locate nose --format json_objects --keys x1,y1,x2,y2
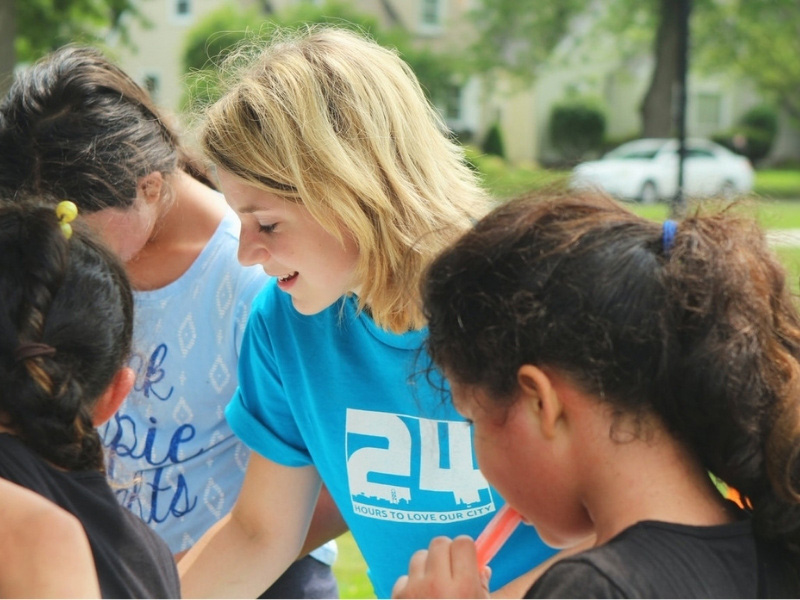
[{"x1": 237, "y1": 227, "x2": 269, "y2": 267}]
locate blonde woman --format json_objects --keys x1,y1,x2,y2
[{"x1": 179, "y1": 27, "x2": 557, "y2": 598}]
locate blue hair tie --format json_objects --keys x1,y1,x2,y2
[{"x1": 662, "y1": 219, "x2": 678, "y2": 254}]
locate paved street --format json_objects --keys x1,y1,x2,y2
[{"x1": 767, "y1": 229, "x2": 800, "y2": 247}]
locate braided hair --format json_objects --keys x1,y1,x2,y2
[{"x1": 0, "y1": 200, "x2": 133, "y2": 471}]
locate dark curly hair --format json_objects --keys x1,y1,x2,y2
[
  {"x1": 0, "y1": 200, "x2": 133, "y2": 471},
  {"x1": 422, "y1": 191, "x2": 800, "y2": 559}
]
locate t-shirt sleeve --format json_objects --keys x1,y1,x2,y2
[
  {"x1": 225, "y1": 283, "x2": 313, "y2": 467},
  {"x1": 525, "y1": 559, "x2": 627, "y2": 599}
]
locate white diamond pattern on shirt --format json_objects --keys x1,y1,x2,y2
[
  {"x1": 178, "y1": 313, "x2": 197, "y2": 357},
  {"x1": 172, "y1": 396, "x2": 194, "y2": 426},
  {"x1": 216, "y1": 273, "x2": 233, "y2": 318},
  {"x1": 203, "y1": 477, "x2": 225, "y2": 519},
  {"x1": 209, "y1": 355, "x2": 231, "y2": 394}
]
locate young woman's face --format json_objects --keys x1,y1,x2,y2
[
  {"x1": 449, "y1": 379, "x2": 592, "y2": 548},
  {"x1": 217, "y1": 169, "x2": 360, "y2": 315}
]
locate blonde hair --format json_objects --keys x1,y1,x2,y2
[{"x1": 200, "y1": 26, "x2": 490, "y2": 332}]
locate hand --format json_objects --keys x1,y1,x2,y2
[{"x1": 391, "y1": 535, "x2": 491, "y2": 599}]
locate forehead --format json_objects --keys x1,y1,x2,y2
[{"x1": 216, "y1": 169, "x2": 289, "y2": 213}]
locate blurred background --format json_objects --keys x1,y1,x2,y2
[
  {"x1": 3, "y1": 1, "x2": 800, "y2": 596},
  {"x1": 2, "y1": 0, "x2": 800, "y2": 203}
]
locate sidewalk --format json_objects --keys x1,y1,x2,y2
[{"x1": 767, "y1": 229, "x2": 800, "y2": 247}]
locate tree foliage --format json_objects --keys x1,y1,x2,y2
[
  {"x1": 713, "y1": 104, "x2": 779, "y2": 165},
  {"x1": 15, "y1": 0, "x2": 144, "y2": 61},
  {"x1": 692, "y1": 0, "x2": 800, "y2": 125},
  {"x1": 181, "y1": 0, "x2": 462, "y2": 112},
  {"x1": 467, "y1": 0, "x2": 592, "y2": 83},
  {"x1": 1, "y1": 0, "x2": 143, "y2": 95},
  {"x1": 467, "y1": 0, "x2": 800, "y2": 136}
]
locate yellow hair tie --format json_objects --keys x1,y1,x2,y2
[{"x1": 56, "y1": 200, "x2": 78, "y2": 239}]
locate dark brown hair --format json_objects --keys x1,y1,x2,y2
[
  {"x1": 0, "y1": 45, "x2": 211, "y2": 212},
  {"x1": 423, "y1": 191, "x2": 800, "y2": 557},
  {"x1": 0, "y1": 200, "x2": 133, "y2": 471}
]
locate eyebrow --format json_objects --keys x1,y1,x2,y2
[
  {"x1": 237, "y1": 205, "x2": 266, "y2": 215},
  {"x1": 235, "y1": 203, "x2": 285, "y2": 216}
]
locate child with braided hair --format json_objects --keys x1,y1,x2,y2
[
  {"x1": 393, "y1": 192, "x2": 800, "y2": 598},
  {"x1": 0, "y1": 200, "x2": 180, "y2": 598},
  {"x1": 0, "y1": 44, "x2": 341, "y2": 598}
]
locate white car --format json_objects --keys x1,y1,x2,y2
[{"x1": 570, "y1": 138, "x2": 754, "y2": 204}]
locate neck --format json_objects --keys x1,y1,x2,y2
[
  {"x1": 126, "y1": 171, "x2": 226, "y2": 290},
  {"x1": 577, "y1": 416, "x2": 734, "y2": 545}
]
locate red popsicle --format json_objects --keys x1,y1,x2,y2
[{"x1": 474, "y1": 504, "x2": 523, "y2": 568}]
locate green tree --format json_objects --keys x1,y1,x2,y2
[
  {"x1": 466, "y1": 0, "x2": 592, "y2": 81},
  {"x1": 1, "y1": 0, "x2": 145, "y2": 95},
  {"x1": 0, "y1": 0, "x2": 14, "y2": 94},
  {"x1": 468, "y1": 0, "x2": 689, "y2": 137},
  {"x1": 692, "y1": 0, "x2": 800, "y2": 125},
  {"x1": 182, "y1": 0, "x2": 462, "y2": 112},
  {"x1": 471, "y1": 0, "x2": 800, "y2": 136}
]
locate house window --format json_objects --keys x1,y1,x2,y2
[
  {"x1": 442, "y1": 83, "x2": 462, "y2": 121},
  {"x1": 695, "y1": 92, "x2": 721, "y2": 129},
  {"x1": 175, "y1": 0, "x2": 191, "y2": 18},
  {"x1": 143, "y1": 74, "x2": 160, "y2": 102},
  {"x1": 421, "y1": 0, "x2": 443, "y2": 28}
]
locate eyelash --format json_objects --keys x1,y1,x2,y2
[{"x1": 259, "y1": 223, "x2": 277, "y2": 234}]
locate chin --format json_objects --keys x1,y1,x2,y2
[{"x1": 290, "y1": 297, "x2": 334, "y2": 316}]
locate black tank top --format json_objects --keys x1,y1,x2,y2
[{"x1": 0, "y1": 433, "x2": 180, "y2": 598}]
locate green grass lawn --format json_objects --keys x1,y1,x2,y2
[
  {"x1": 472, "y1": 158, "x2": 800, "y2": 201},
  {"x1": 625, "y1": 198, "x2": 800, "y2": 230},
  {"x1": 753, "y1": 169, "x2": 800, "y2": 199},
  {"x1": 333, "y1": 532, "x2": 374, "y2": 599},
  {"x1": 774, "y1": 246, "x2": 800, "y2": 296}
]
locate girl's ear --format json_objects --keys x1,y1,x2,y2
[
  {"x1": 516, "y1": 364, "x2": 563, "y2": 439},
  {"x1": 92, "y1": 367, "x2": 135, "y2": 426},
  {"x1": 137, "y1": 171, "x2": 164, "y2": 204}
]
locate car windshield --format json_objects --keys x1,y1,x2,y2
[{"x1": 604, "y1": 140, "x2": 666, "y2": 160}]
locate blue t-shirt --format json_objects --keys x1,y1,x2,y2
[
  {"x1": 98, "y1": 206, "x2": 336, "y2": 566},
  {"x1": 228, "y1": 280, "x2": 557, "y2": 598}
]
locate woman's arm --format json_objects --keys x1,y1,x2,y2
[
  {"x1": 299, "y1": 483, "x2": 349, "y2": 558},
  {"x1": 179, "y1": 453, "x2": 323, "y2": 598}
]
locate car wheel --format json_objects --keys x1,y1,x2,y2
[{"x1": 639, "y1": 181, "x2": 658, "y2": 204}]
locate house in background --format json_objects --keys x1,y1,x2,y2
[
  {"x1": 109, "y1": 0, "x2": 800, "y2": 166},
  {"x1": 108, "y1": 0, "x2": 488, "y2": 151}
]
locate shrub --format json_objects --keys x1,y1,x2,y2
[
  {"x1": 548, "y1": 98, "x2": 606, "y2": 164},
  {"x1": 481, "y1": 123, "x2": 506, "y2": 158},
  {"x1": 713, "y1": 104, "x2": 778, "y2": 165}
]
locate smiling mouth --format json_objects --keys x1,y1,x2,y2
[{"x1": 278, "y1": 271, "x2": 298, "y2": 283}]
